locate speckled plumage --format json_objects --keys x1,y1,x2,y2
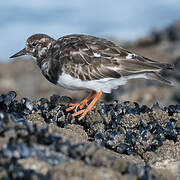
[{"x1": 10, "y1": 33, "x2": 174, "y2": 93}]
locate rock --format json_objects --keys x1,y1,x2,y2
[
  {"x1": 50, "y1": 161, "x2": 123, "y2": 180},
  {"x1": 0, "y1": 91, "x2": 179, "y2": 179},
  {"x1": 18, "y1": 158, "x2": 50, "y2": 175},
  {"x1": 48, "y1": 124, "x2": 88, "y2": 144}
]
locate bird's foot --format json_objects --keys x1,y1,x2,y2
[
  {"x1": 72, "y1": 90, "x2": 102, "y2": 120},
  {"x1": 66, "y1": 91, "x2": 96, "y2": 112},
  {"x1": 66, "y1": 103, "x2": 81, "y2": 112}
]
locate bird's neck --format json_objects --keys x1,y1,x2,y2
[
  {"x1": 38, "y1": 58, "x2": 60, "y2": 85},
  {"x1": 36, "y1": 56, "x2": 46, "y2": 68}
]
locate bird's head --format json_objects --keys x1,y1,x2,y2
[{"x1": 10, "y1": 34, "x2": 55, "y2": 61}]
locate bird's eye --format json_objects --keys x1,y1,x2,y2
[{"x1": 32, "y1": 42, "x2": 36, "y2": 47}]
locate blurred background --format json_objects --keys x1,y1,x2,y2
[{"x1": 0, "y1": 0, "x2": 180, "y2": 106}]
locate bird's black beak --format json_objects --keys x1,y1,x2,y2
[{"x1": 10, "y1": 48, "x2": 27, "y2": 58}]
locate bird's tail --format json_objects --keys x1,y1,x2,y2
[
  {"x1": 153, "y1": 63, "x2": 174, "y2": 70},
  {"x1": 146, "y1": 63, "x2": 175, "y2": 86},
  {"x1": 137, "y1": 56, "x2": 175, "y2": 85}
]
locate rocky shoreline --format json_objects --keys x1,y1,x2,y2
[
  {"x1": 0, "y1": 22, "x2": 180, "y2": 179},
  {"x1": 0, "y1": 91, "x2": 179, "y2": 179}
]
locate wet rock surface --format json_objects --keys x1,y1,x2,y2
[{"x1": 0, "y1": 91, "x2": 179, "y2": 179}]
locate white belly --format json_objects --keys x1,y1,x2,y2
[{"x1": 57, "y1": 71, "x2": 148, "y2": 93}]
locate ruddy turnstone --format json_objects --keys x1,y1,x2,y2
[{"x1": 10, "y1": 34, "x2": 174, "y2": 120}]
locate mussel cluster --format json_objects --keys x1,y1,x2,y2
[{"x1": 0, "y1": 91, "x2": 179, "y2": 179}]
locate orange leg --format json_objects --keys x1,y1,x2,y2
[
  {"x1": 72, "y1": 90, "x2": 102, "y2": 120},
  {"x1": 66, "y1": 91, "x2": 96, "y2": 112}
]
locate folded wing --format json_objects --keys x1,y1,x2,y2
[{"x1": 53, "y1": 34, "x2": 174, "y2": 84}]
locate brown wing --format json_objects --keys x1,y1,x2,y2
[{"x1": 51, "y1": 34, "x2": 173, "y2": 81}]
